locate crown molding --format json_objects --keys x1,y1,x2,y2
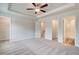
[{"x1": 37, "y1": 4, "x2": 75, "y2": 18}]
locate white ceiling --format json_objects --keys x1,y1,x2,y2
[
  {"x1": 8, "y1": 3, "x2": 68, "y2": 16},
  {"x1": 0, "y1": 3, "x2": 77, "y2": 17}
]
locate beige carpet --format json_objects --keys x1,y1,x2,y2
[{"x1": 0, "y1": 38, "x2": 79, "y2": 55}]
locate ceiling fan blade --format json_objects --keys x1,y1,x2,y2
[
  {"x1": 40, "y1": 10, "x2": 46, "y2": 13},
  {"x1": 27, "y1": 8, "x2": 34, "y2": 10},
  {"x1": 40, "y1": 4, "x2": 48, "y2": 8},
  {"x1": 32, "y1": 3, "x2": 36, "y2": 7}
]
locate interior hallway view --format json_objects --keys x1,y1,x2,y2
[{"x1": 0, "y1": 3, "x2": 79, "y2": 55}]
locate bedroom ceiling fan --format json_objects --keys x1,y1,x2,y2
[{"x1": 26, "y1": 3, "x2": 48, "y2": 14}]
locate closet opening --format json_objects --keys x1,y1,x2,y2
[
  {"x1": 0, "y1": 16, "x2": 11, "y2": 41},
  {"x1": 52, "y1": 19, "x2": 58, "y2": 41},
  {"x1": 63, "y1": 16, "x2": 76, "y2": 46},
  {"x1": 40, "y1": 20, "x2": 46, "y2": 39}
]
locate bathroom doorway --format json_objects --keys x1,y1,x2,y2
[
  {"x1": 63, "y1": 16, "x2": 76, "y2": 46},
  {"x1": 40, "y1": 20, "x2": 46, "y2": 39},
  {"x1": 52, "y1": 19, "x2": 58, "y2": 40}
]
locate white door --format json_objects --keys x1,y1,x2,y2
[{"x1": 0, "y1": 16, "x2": 10, "y2": 41}]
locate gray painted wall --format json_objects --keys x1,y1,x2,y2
[{"x1": 0, "y1": 12, "x2": 35, "y2": 42}]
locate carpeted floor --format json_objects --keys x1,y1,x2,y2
[{"x1": 0, "y1": 38, "x2": 79, "y2": 55}]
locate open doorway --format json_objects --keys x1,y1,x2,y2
[
  {"x1": 0, "y1": 16, "x2": 11, "y2": 41},
  {"x1": 63, "y1": 16, "x2": 76, "y2": 46},
  {"x1": 52, "y1": 19, "x2": 58, "y2": 40},
  {"x1": 40, "y1": 20, "x2": 46, "y2": 39}
]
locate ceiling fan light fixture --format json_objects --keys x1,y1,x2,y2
[
  {"x1": 27, "y1": 3, "x2": 48, "y2": 14},
  {"x1": 35, "y1": 8, "x2": 40, "y2": 12}
]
